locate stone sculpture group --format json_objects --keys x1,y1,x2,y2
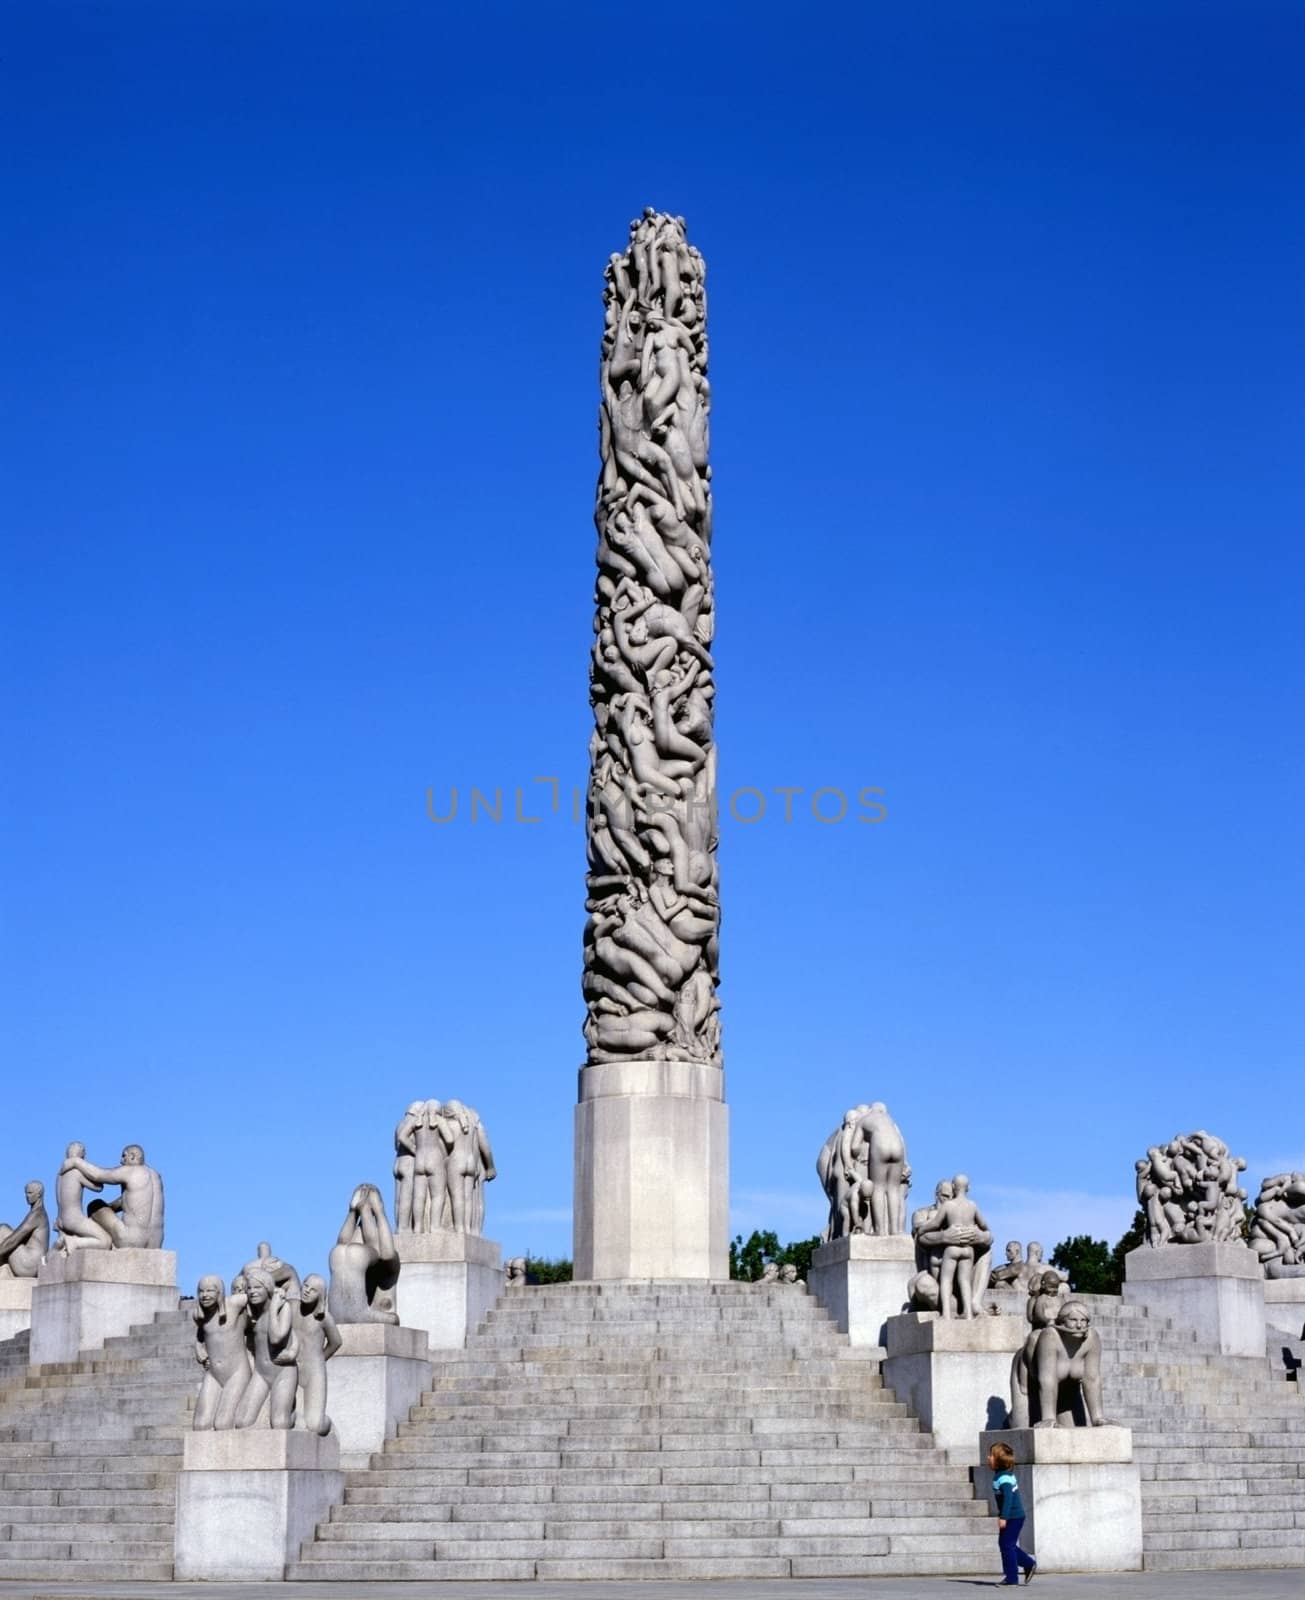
[
  {"x1": 53, "y1": 1143, "x2": 164, "y2": 1253},
  {"x1": 583, "y1": 208, "x2": 720, "y2": 1067},
  {"x1": 817, "y1": 1103, "x2": 910, "y2": 1240},
  {"x1": 1249, "y1": 1172, "x2": 1305, "y2": 1278},
  {"x1": 990, "y1": 1241, "x2": 1051, "y2": 1295},
  {"x1": 908, "y1": 1175, "x2": 994, "y2": 1319},
  {"x1": 393, "y1": 1099, "x2": 495, "y2": 1235},
  {"x1": 1135, "y1": 1132, "x2": 1248, "y2": 1246}
]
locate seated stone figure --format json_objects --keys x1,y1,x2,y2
[
  {"x1": 192, "y1": 1276, "x2": 252, "y2": 1430},
  {"x1": 328, "y1": 1184, "x2": 400, "y2": 1325},
  {"x1": 57, "y1": 1144, "x2": 164, "y2": 1250},
  {"x1": 0, "y1": 1181, "x2": 49, "y2": 1278},
  {"x1": 1027, "y1": 1299, "x2": 1109, "y2": 1428},
  {"x1": 990, "y1": 1241, "x2": 1025, "y2": 1288},
  {"x1": 504, "y1": 1257, "x2": 528, "y2": 1286}
]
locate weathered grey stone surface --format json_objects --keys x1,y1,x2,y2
[
  {"x1": 1263, "y1": 1277, "x2": 1305, "y2": 1338},
  {"x1": 1249, "y1": 1171, "x2": 1305, "y2": 1278},
  {"x1": 394, "y1": 1226, "x2": 503, "y2": 1349},
  {"x1": 0, "y1": 1274, "x2": 35, "y2": 1340},
  {"x1": 329, "y1": 1183, "x2": 400, "y2": 1324},
  {"x1": 328, "y1": 1322, "x2": 431, "y2": 1469},
  {"x1": 882, "y1": 1308, "x2": 1024, "y2": 1458},
  {"x1": 0, "y1": 1180, "x2": 48, "y2": 1278},
  {"x1": 808, "y1": 1233, "x2": 914, "y2": 1347},
  {"x1": 979, "y1": 1425, "x2": 1143, "y2": 1572},
  {"x1": 53, "y1": 1143, "x2": 164, "y2": 1252},
  {"x1": 28, "y1": 1245, "x2": 178, "y2": 1364},
  {"x1": 816, "y1": 1104, "x2": 909, "y2": 1241},
  {"x1": 906, "y1": 1176, "x2": 994, "y2": 1319},
  {"x1": 176, "y1": 1428, "x2": 343, "y2": 1581},
  {"x1": 1123, "y1": 1241, "x2": 1266, "y2": 1357},
  {"x1": 1135, "y1": 1132, "x2": 1247, "y2": 1247}
]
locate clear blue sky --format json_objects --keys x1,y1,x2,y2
[{"x1": 3, "y1": 3, "x2": 1302, "y2": 1291}]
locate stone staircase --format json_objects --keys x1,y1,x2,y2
[
  {"x1": 290, "y1": 1280, "x2": 995, "y2": 1580},
  {"x1": 1080, "y1": 1294, "x2": 1305, "y2": 1572},
  {"x1": 0, "y1": 1309, "x2": 192, "y2": 1581}
]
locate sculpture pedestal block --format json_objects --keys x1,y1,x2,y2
[
  {"x1": 29, "y1": 1249, "x2": 177, "y2": 1366},
  {"x1": 882, "y1": 1311, "x2": 1024, "y2": 1459},
  {"x1": 573, "y1": 1061, "x2": 729, "y2": 1281},
  {"x1": 1263, "y1": 1279, "x2": 1305, "y2": 1340},
  {"x1": 977, "y1": 1427, "x2": 1142, "y2": 1573},
  {"x1": 175, "y1": 1429, "x2": 344, "y2": 1580},
  {"x1": 0, "y1": 1278, "x2": 35, "y2": 1342},
  {"x1": 329, "y1": 1322, "x2": 431, "y2": 1468},
  {"x1": 395, "y1": 1229, "x2": 502, "y2": 1349},
  {"x1": 808, "y1": 1234, "x2": 914, "y2": 1347},
  {"x1": 1123, "y1": 1243, "x2": 1265, "y2": 1357}
]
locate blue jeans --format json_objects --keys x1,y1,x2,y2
[{"x1": 999, "y1": 1517, "x2": 1035, "y2": 1583}]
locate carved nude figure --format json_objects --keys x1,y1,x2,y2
[
  {"x1": 57, "y1": 1144, "x2": 164, "y2": 1249},
  {"x1": 0, "y1": 1181, "x2": 49, "y2": 1278},
  {"x1": 438, "y1": 1101, "x2": 496, "y2": 1235},
  {"x1": 293, "y1": 1274, "x2": 340, "y2": 1436},
  {"x1": 235, "y1": 1266, "x2": 299, "y2": 1430},
  {"x1": 1009, "y1": 1268, "x2": 1070, "y2": 1427},
  {"x1": 1030, "y1": 1299, "x2": 1108, "y2": 1428},
  {"x1": 393, "y1": 1101, "x2": 424, "y2": 1232},
  {"x1": 915, "y1": 1174, "x2": 993, "y2": 1319},
  {"x1": 53, "y1": 1142, "x2": 107, "y2": 1252},
  {"x1": 329, "y1": 1183, "x2": 400, "y2": 1323},
  {"x1": 846, "y1": 1103, "x2": 908, "y2": 1235},
  {"x1": 192, "y1": 1276, "x2": 252, "y2": 1430}
]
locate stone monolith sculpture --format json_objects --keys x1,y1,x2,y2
[
  {"x1": 1249, "y1": 1172, "x2": 1305, "y2": 1278},
  {"x1": 1134, "y1": 1131, "x2": 1247, "y2": 1246},
  {"x1": 328, "y1": 1183, "x2": 400, "y2": 1323},
  {"x1": 54, "y1": 1143, "x2": 164, "y2": 1251},
  {"x1": 575, "y1": 209, "x2": 727, "y2": 1281},
  {"x1": 817, "y1": 1102, "x2": 910, "y2": 1240},
  {"x1": 0, "y1": 1181, "x2": 48, "y2": 1277},
  {"x1": 907, "y1": 1175, "x2": 994, "y2": 1319}
]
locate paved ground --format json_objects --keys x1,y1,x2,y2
[{"x1": 0, "y1": 1576, "x2": 1302, "y2": 1600}]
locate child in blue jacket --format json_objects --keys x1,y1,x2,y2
[{"x1": 988, "y1": 1441, "x2": 1037, "y2": 1584}]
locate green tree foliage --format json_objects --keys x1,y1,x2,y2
[
  {"x1": 729, "y1": 1230, "x2": 821, "y2": 1283},
  {"x1": 523, "y1": 1256, "x2": 573, "y2": 1283},
  {"x1": 1050, "y1": 1235, "x2": 1116, "y2": 1294}
]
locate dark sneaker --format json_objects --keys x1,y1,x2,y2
[{"x1": 1024, "y1": 1561, "x2": 1037, "y2": 1583}]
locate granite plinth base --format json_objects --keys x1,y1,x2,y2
[
  {"x1": 1264, "y1": 1278, "x2": 1305, "y2": 1340},
  {"x1": 977, "y1": 1426, "x2": 1142, "y2": 1572},
  {"x1": 0, "y1": 1277, "x2": 35, "y2": 1342},
  {"x1": 29, "y1": 1248, "x2": 177, "y2": 1365},
  {"x1": 882, "y1": 1310, "x2": 1025, "y2": 1459},
  {"x1": 1123, "y1": 1243, "x2": 1265, "y2": 1357},
  {"x1": 328, "y1": 1322, "x2": 431, "y2": 1468},
  {"x1": 573, "y1": 1060, "x2": 729, "y2": 1281},
  {"x1": 175, "y1": 1428, "x2": 344, "y2": 1580},
  {"x1": 808, "y1": 1233, "x2": 914, "y2": 1347},
  {"x1": 395, "y1": 1229, "x2": 503, "y2": 1349}
]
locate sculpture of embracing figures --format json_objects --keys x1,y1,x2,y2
[
  {"x1": 816, "y1": 1102, "x2": 910, "y2": 1241},
  {"x1": 393, "y1": 1098, "x2": 496, "y2": 1235},
  {"x1": 53, "y1": 1142, "x2": 164, "y2": 1252},
  {"x1": 907, "y1": 1175, "x2": 994, "y2": 1319},
  {"x1": 1248, "y1": 1172, "x2": 1305, "y2": 1278},
  {"x1": 1135, "y1": 1131, "x2": 1247, "y2": 1246}
]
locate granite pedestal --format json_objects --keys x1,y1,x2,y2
[
  {"x1": 175, "y1": 1429, "x2": 344, "y2": 1579},
  {"x1": 328, "y1": 1322, "x2": 431, "y2": 1468},
  {"x1": 0, "y1": 1277, "x2": 34, "y2": 1342},
  {"x1": 29, "y1": 1248, "x2": 178, "y2": 1365},
  {"x1": 977, "y1": 1426, "x2": 1142, "y2": 1573},
  {"x1": 882, "y1": 1310, "x2": 1024, "y2": 1458},
  {"x1": 395, "y1": 1228, "x2": 502, "y2": 1349},
  {"x1": 808, "y1": 1233, "x2": 914, "y2": 1347},
  {"x1": 1123, "y1": 1243, "x2": 1266, "y2": 1357},
  {"x1": 1263, "y1": 1278, "x2": 1305, "y2": 1340},
  {"x1": 573, "y1": 1060, "x2": 729, "y2": 1281}
]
